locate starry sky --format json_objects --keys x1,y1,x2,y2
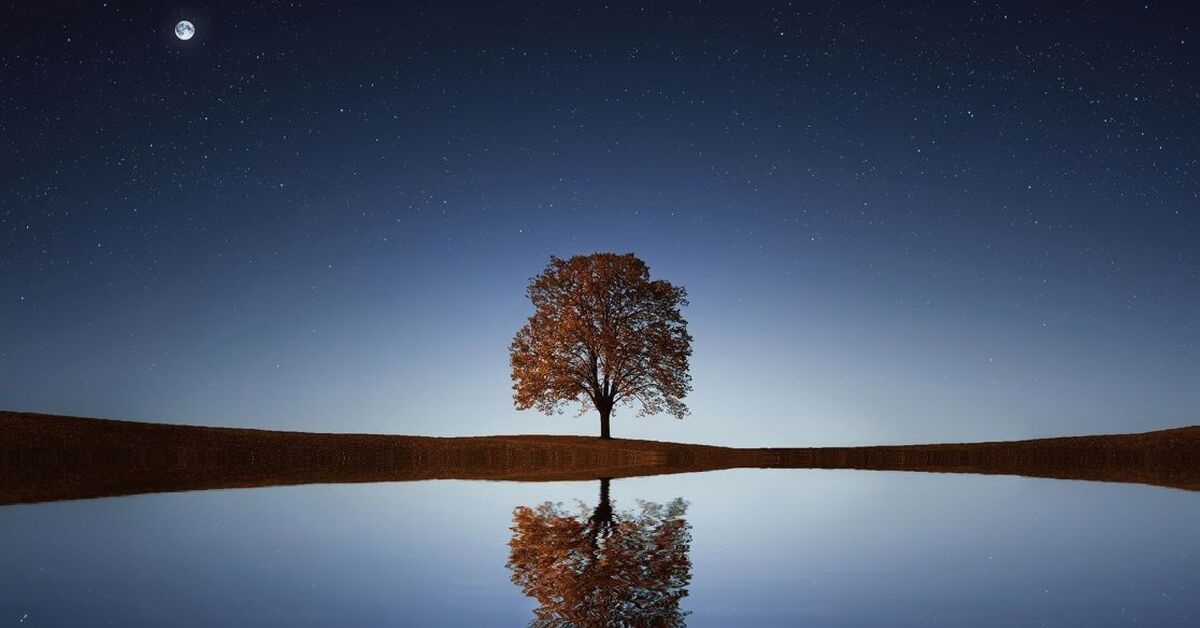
[{"x1": 2, "y1": 1, "x2": 1197, "y2": 446}]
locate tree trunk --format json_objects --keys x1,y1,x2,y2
[
  {"x1": 586, "y1": 478, "x2": 615, "y2": 555},
  {"x1": 598, "y1": 400, "x2": 612, "y2": 439}
]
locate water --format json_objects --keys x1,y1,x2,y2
[{"x1": 1, "y1": 470, "x2": 1197, "y2": 626}]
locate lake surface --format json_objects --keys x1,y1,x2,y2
[{"x1": 1, "y1": 470, "x2": 1197, "y2": 626}]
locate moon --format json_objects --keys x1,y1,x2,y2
[{"x1": 175, "y1": 20, "x2": 195, "y2": 41}]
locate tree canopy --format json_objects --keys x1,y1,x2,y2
[
  {"x1": 507, "y1": 480, "x2": 692, "y2": 626},
  {"x1": 509, "y1": 253, "x2": 693, "y2": 439}
]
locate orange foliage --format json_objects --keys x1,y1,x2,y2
[
  {"x1": 510, "y1": 253, "x2": 692, "y2": 438},
  {"x1": 506, "y1": 480, "x2": 692, "y2": 626}
]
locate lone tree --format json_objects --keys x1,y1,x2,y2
[
  {"x1": 509, "y1": 253, "x2": 693, "y2": 439},
  {"x1": 507, "y1": 480, "x2": 693, "y2": 626}
]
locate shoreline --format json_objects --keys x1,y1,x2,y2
[{"x1": 2, "y1": 410, "x2": 1198, "y2": 505}]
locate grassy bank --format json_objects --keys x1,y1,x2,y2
[{"x1": 2, "y1": 410, "x2": 1198, "y2": 505}]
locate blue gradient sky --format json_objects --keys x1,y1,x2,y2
[{"x1": 2, "y1": 1, "x2": 1197, "y2": 445}]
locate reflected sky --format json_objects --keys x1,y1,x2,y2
[{"x1": 1, "y1": 470, "x2": 1197, "y2": 626}]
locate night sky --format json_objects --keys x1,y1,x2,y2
[{"x1": 3, "y1": 1, "x2": 1197, "y2": 446}]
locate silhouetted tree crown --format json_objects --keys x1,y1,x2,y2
[
  {"x1": 507, "y1": 480, "x2": 692, "y2": 626},
  {"x1": 509, "y1": 253, "x2": 693, "y2": 439}
]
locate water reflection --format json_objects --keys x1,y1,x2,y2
[
  {"x1": 507, "y1": 479, "x2": 692, "y2": 627},
  {"x1": 2, "y1": 472, "x2": 1199, "y2": 626}
]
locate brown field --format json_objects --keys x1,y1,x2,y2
[{"x1": 2, "y1": 410, "x2": 1198, "y2": 506}]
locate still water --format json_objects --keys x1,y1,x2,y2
[{"x1": 1, "y1": 469, "x2": 1197, "y2": 626}]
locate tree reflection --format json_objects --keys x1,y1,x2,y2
[{"x1": 506, "y1": 479, "x2": 692, "y2": 627}]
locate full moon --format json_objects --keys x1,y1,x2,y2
[{"x1": 175, "y1": 20, "x2": 195, "y2": 41}]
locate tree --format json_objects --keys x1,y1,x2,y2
[
  {"x1": 507, "y1": 479, "x2": 693, "y2": 627},
  {"x1": 509, "y1": 253, "x2": 693, "y2": 439}
]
